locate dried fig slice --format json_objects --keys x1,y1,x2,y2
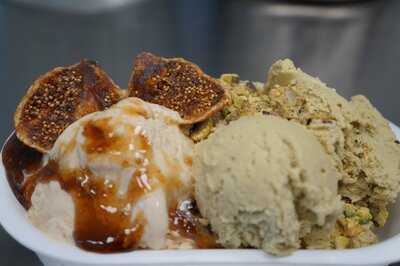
[
  {"x1": 14, "y1": 60, "x2": 125, "y2": 153},
  {"x1": 128, "y1": 52, "x2": 228, "y2": 124}
]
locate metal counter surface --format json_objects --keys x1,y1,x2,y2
[{"x1": 1, "y1": 0, "x2": 399, "y2": 265}]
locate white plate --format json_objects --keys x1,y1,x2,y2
[{"x1": 1, "y1": 124, "x2": 400, "y2": 266}]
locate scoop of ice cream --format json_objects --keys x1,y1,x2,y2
[
  {"x1": 28, "y1": 181, "x2": 75, "y2": 244},
  {"x1": 265, "y1": 59, "x2": 353, "y2": 176},
  {"x1": 28, "y1": 97, "x2": 194, "y2": 251},
  {"x1": 194, "y1": 115, "x2": 342, "y2": 255},
  {"x1": 346, "y1": 95, "x2": 400, "y2": 225},
  {"x1": 264, "y1": 59, "x2": 400, "y2": 247}
]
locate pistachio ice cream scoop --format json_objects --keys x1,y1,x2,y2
[{"x1": 194, "y1": 115, "x2": 342, "y2": 255}]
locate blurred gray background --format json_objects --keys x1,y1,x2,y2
[{"x1": 1, "y1": 0, "x2": 400, "y2": 265}]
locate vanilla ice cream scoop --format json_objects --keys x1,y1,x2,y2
[{"x1": 27, "y1": 97, "x2": 194, "y2": 252}]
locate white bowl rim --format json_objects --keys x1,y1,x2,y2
[{"x1": 0, "y1": 123, "x2": 399, "y2": 265}]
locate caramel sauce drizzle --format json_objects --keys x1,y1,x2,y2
[
  {"x1": 2, "y1": 113, "x2": 217, "y2": 252},
  {"x1": 169, "y1": 200, "x2": 219, "y2": 249}
]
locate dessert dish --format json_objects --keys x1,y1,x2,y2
[{"x1": 2, "y1": 53, "x2": 400, "y2": 256}]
